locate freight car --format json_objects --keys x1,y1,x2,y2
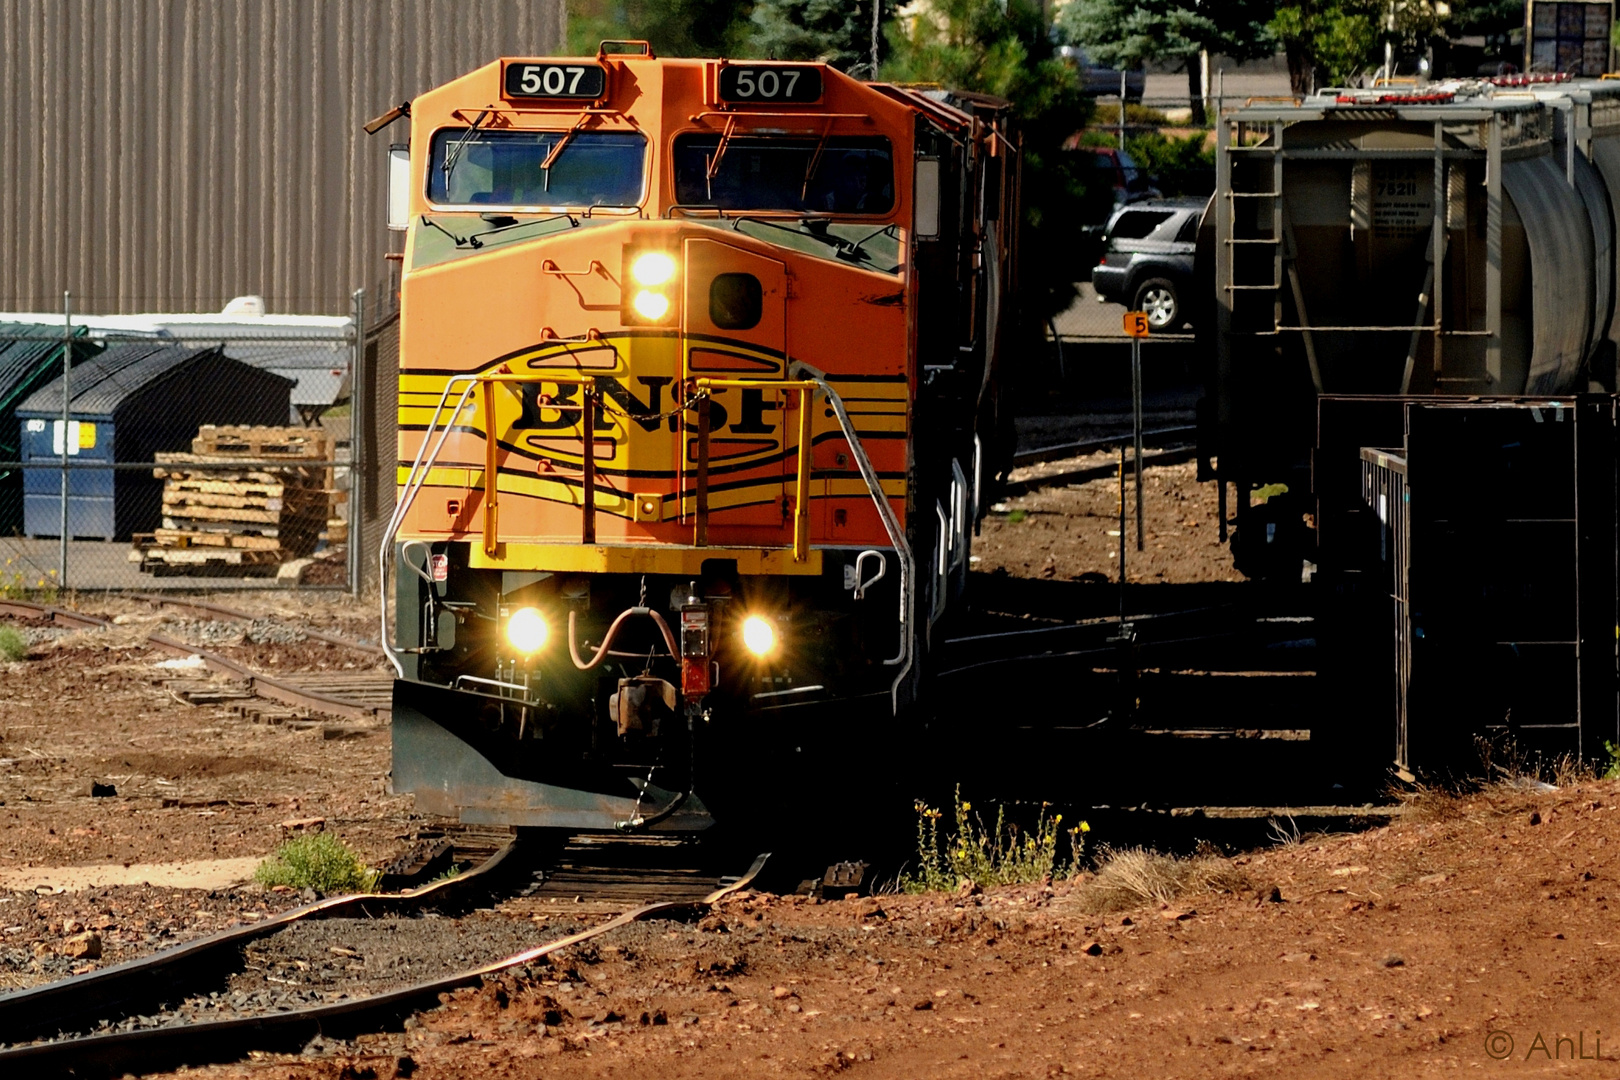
[
  {"x1": 1200, "y1": 77, "x2": 1620, "y2": 578},
  {"x1": 374, "y1": 47, "x2": 1019, "y2": 834}
]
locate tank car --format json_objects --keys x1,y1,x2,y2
[
  {"x1": 374, "y1": 46, "x2": 1019, "y2": 835},
  {"x1": 1200, "y1": 77, "x2": 1620, "y2": 577}
]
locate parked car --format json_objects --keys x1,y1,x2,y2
[
  {"x1": 1071, "y1": 144, "x2": 1162, "y2": 208},
  {"x1": 1056, "y1": 46, "x2": 1145, "y2": 100},
  {"x1": 1090, "y1": 197, "x2": 1206, "y2": 332}
]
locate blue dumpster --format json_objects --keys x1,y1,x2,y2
[
  {"x1": 0, "y1": 324, "x2": 98, "y2": 535},
  {"x1": 16, "y1": 343, "x2": 292, "y2": 540}
]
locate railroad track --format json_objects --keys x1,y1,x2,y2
[
  {"x1": 124, "y1": 592, "x2": 384, "y2": 655},
  {"x1": 0, "y1": 835, "x2": 768, "y2": 1079},
  {"x1": 0, "y1": 597, "x2": 392, "y2": 722}
]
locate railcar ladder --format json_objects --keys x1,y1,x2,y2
[{"x1": 1216, "y1": 117, "x2": 1286, "y2": 339}]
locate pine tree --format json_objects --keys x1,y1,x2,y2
[
  {"x1": 749, "y1": 0, "x2": 894, "y2": 74},
  {"x1": 886, "y1": 0, "x2": 1099, "y2": 327}
]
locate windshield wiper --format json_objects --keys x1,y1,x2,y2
[
  {"x1": 466, "y1": 212, "x2": 580, "y2": 245},
  {"x1": 420, "y1": 215, "x2": 481, "y2": 250},
  {"x1": 441, "y1": 109, "x2": 491, "y2": 179},
  {"x1": 738, "y1": 216, "x2": 884, "y2": 265},
  {"x1": 837, "y1": 223, "x2": 900, "y2": 264},
  {"x1": 800, "y1": 123, "x2": 833, "y2": 201}
]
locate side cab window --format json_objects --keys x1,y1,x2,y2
[{"x1": 1109, "y1": 210, "x2": 1173, "y2": 241}]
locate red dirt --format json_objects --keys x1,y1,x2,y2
[
  {"x1": 0, "y1": 628, "x2": 418, "y2": 987},
  {"x1": 980, "y1": 456, "x2": 1244, "y2": 587},
  {"x1": 161, "y1": 777, "x2": 1620, "y2": 1079}
]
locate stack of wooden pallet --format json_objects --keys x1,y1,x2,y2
[{"x1": 131, "y1": 425, "x2": 344, "y2": 575}]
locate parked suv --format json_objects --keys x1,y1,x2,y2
[{"x1": 1090, "y1": 197, "x2": 1206, "y2": 332}]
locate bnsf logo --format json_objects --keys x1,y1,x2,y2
[{"x1": 516, "y1": 377, "x2": 781, "y2": 437}]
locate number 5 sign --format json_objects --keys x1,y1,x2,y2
[{"x1": 1123, "y1": 311, "x2": 1151, "y2": 337}]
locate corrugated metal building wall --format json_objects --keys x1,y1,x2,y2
[{"x1": 0, "y1": 0, "x2": 565, "y2": 315}]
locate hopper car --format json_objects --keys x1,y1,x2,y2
[
  {"x1": 375, "y1": 46, "x2": 1020, "y2": 835},
  {"x1": 1195, "y1": 77, "x2": 1620, "y2": 776},
  {"x1": 1200, "y1": 77, "x2": 1620, "y2": 578}
]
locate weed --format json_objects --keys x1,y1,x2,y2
[
  {"x1": 0, "y1": 626, "x2": 26, "y2": 662},
  {"x1": 1605, "y1": 740, "x2": 1620, "y2": 781},
  {"x1": 1393, "y1": 782, "x2": 1468, "y2": 824},
  {"x1": 1072, "y1": 844, "x2": 1250, "y2": 914},
  {"x1": 902, "y1": 787, "x2": 1085, "y2": 893},
  {"x1": 1005, "y1": 509, "x2": 1027, "y2": 524},
  {"x1": 254, "y1": 832, "x2": 378, "y2": 895},
  {"x1": 0, "y1": 558, "x2": 57, "y2": 603},
  {"x1": 429, "y1": 863, "x2": 465, "y2": 885},
  {"x1": 1265, "y1": 814, "x2": 1302, "y2": 847}
]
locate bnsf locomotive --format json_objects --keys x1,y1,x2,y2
[{"x1": 378, "y1": 46, "x2": 1019, "y2": 834}]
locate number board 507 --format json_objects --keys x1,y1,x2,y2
[
  {"x1": 503, "y1": 62, "x2": 607, "y2": 100},
  {"x1": 718, "y1": 65, "x2": 823, "y2": 104}
]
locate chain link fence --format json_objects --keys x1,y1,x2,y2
[{"x1": 0, "y1": 302, "x2": 366, "y2": 595}]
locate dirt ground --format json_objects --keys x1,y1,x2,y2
[
  {"x1": 0, "y1": 459, "x2": 1413, "y2": 1079},
  {"x1": 0, "y1": 610, "x2": 417, "y2": 989},
  {"x1": 979, "y1": 454, "x2": 1245, "y2": 587},
  {"x1": 155, "y1": 777, "x2": 1620, "y2": 1080}
]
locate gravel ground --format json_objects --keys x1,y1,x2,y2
[{"x1": 4, "y1": 912, "x2": 591, "y2": 1046}]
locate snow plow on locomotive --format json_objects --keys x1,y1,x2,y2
[{"x1": 375, "y1": 47, "x2": 1019, "y2": 834}]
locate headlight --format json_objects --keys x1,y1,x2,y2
[
  {"x1": 506, "y1": 607, "x2": 548, "y2": 654},
  {"x1": 631, "y1": 251, "x2": 677, "y2": 286},
  {"x1": 632, "y1": 290, "x2": 671, "y2": 320},
  {"x1": 741, "y1": 615, "x2": 776, "y2": 657}
]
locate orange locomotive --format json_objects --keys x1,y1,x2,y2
[{"x1": 379, "y1": 45, "x2": 1018, "y2": 834}]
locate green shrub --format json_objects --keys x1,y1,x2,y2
[
  {"x1": 0, "y1": 626, "x2": 26, "y2": 662},
  {"x1": 254, "y1": 832, "x2": 378, "y2": 895},
  {"x1": 902, "y1": 786, "x2": 1086, "y2": 893}
]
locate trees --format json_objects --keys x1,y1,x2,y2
[
  {"x1": 749, "y1": 0, "x2": 896, "y2": 74},
  {"x1": 886, "y1": 0, "x2": 1098, "y2": 327},
  {"x1": 1267, "y1": 0, "x2": 1381, "y2": 93},
  {"x1": 1056, "y1": 0, "x2": 1276, "y2": 123},
  {"x1": 566, "y1": 0, "x2": 753, "y2": 57}
]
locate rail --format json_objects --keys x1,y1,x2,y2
[
  {"x1": 0, "y1": 599, "x2": 388, "y2": 722},
  {"x1": 0, "y1": 846, "x2": 770, "y2": 1079},
  {"x1": 0, "y1": 837, "x2": 522, "y2": 1049}
]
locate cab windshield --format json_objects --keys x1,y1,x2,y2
[
  {"x1": 428, "y1": 129, "x2": 646, "y2": 208},
  {"x1": 673, "y1": 134, "x2": 895, "y2": 214}
]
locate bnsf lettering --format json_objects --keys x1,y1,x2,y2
[{"x1": 514, "y1": 379, "x2": 777, "y2": 438}]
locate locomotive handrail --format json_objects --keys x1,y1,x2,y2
[
  {"x1": 692, "y1": 377, "x2": 815, "y2": 563},
  {"x1": 379, "y1": 366, "x2": 914, "y2": 710},
  {"x1": 380, "y1": 373, "x2": 482, "y2": 676},
  {"x1": 788, "y1": 365, "x2": 915, "y2": 709},
  {"x1": 687, "y1": 110, "x2": 873, "y2": 125},
  {"x1": 478, "y1": 371, "x2": 601, "y2": 554}
]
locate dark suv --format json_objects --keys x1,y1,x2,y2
[{"x1": 1090, "y1": 197, "x2": 1206, "y2": 332}]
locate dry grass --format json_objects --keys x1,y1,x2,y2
[
  {"x1": 1391, "y1": 783, "x2": 1470, "y2": 825},
  {"x1": 1070, "y1": 845, "x2": 1250, "y2": 914},
  {"x1": 1393, "y1": 735, "x2": 1603, "y2": 825},
  {"x1": 1266, "y1": 814, "x2": 1303, "y2": 847}
]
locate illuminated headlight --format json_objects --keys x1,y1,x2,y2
[
  {"x1": 632, "y1": 290, "x2": 671, "y2": 320},
  {"x1": 741, "y1": 615, "x2": 777, "y2": 657},
  {"x1": 506, "y1": 607, "x2": 549, "y2": 654},
  {"x1": 631, "y1": 251, "x2": 677, "y2": 286}
]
